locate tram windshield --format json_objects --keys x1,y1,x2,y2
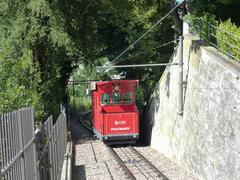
[
  {"x1": 101, "y1": 92, "x2": 133, "y2": 105},
  {"x1": 122, "y1": 92, "x2": 133, "y2": 104},
  {"x1": 112, "y1": 92, "x2": 121, "y2": 104},
  {"x1": 112, "y1": 92, "x2": 133, "y2": 104},
  {"x1": 101, "y1": 93, "x2": 110, "y2": 104}
]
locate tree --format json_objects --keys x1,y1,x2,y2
[
  {"x1": 0, "y1": 0, "x2": 77, "y2": 120},
  {"x1": 188, "y1": 0, "x2": 240, "y2": 25},
  {"x1": 0, "y1": 0, "x2": 178, "y2": 120},
  {"x1": 69, "y1": 0, "x2": 175, "y2": 107}
]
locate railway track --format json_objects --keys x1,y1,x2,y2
[
  {"x1": 77, "y1": 112, "x2": 171, "y2": 179},
  {"x1": 109, "y1": 146, "x2": 169, "y2": 180},
  {"x1": 79, "y1": 110, "x2": 93, "y2": 133},
  {"x1": 79, "y1": 111, "x2": 168, "y2": 179}
]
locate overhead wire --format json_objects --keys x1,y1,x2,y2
[
  {"x1": 138, "y1": 43, "x2": 180, "y2": 81},
  {"x1": 113, "y1": 40, "x2": 176, "y2": 65},
  {"x1": 109, "y1": 4, "x2": 180, "y2": 66}
]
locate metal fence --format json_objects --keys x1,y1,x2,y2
[
  {"x1": 0, "y1": 108, "x2": 67, "y2": 180},
  {"x1": 36, "y1": 114, "x2": 67, "y2": 180},
  {"x1": 190, "y1": 20, "x2": 240, "y2": 62},
  {"x1": 0, "y1": 108, "x2": 37, "y2": 180}
]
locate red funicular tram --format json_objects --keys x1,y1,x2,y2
[{"x1": 90, "y1": 80, "x2": 139, "y2": 143}]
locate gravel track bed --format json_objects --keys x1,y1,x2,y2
[
  {"x1": 113, "y1": 147, "x2": 167, "y2": 180},
  {"x1": 74, "y1": 140, "x2": 129, "y2": 179},
  {"x1": 71, "y1": 115, "x2": 198, "y2": 180},
  {"x1": 135, "y1": 147, "x2": 198, "y2": 180}
]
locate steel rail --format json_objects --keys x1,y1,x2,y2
[
  {"x1": 129, "y1": 146, "x2": 169, "y2": 180},
  {"x1": 108, "y1": 147, "x2": 136, "y2": 180},
  {"x1": 120, "y1": 147, "x2": 151, "y2": 179},
  {"x1": 79, "y1": 111, "x2": 94, "y2": 134}
]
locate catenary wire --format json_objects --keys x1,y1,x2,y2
[
  {"x1": 113, "y1": 40, "x2": 176, "y2": 65},
  {"x1": 109, "y1": 4, "x2": 180, "y2": 66}
]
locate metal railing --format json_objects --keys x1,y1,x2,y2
[
  {"x1": 0, "y1": 108, "x2": 68, "y2": 180},
  {"x1": 190, "y1": 20, "x2": 240, "y2": 62},
  {"x1": 36, "y1": 114, "x2": 67, "y2": 180},
  {"x1": 0, "y1": 108, "x2": 37, "y2": 180}
]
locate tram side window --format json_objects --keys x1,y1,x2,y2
[
  {"x1": 112, "y1": 92, "x2": 120, "y2": 104},
  {"x1": 122, "y1": 92, "x2": 133, "y2": 103},
  {"x1": 101, "y1": 93, "x2": 110, "y2": 104}
]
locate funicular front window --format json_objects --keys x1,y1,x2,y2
[
  {"x1": 101, "y1": 93, "x2": 110, "y2": 104},
  {"x1": 112, "y1": 92, "x2": 120, "y2": 103},
  {"x1": 122, "y1": 92, "x2": 133, "y2": 103},
  {"x1": 102, "y1": 92, "x2": 133, "y2": 105}
]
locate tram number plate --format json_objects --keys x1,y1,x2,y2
[{"x1": 114, "y1": 120, "x2": 126, "y2": 125}]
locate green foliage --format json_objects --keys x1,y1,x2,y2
[
  {"x1": 186, "y1": 14, "x2": 240, "y2": 63},
  {"x1": 188, "y1": 0, "x2": 240, "y2": 25},
  {"x1": 0, "y1": 0, "x2": 176, "y2": 120},
  {"x1": 68, "y1": 0, "x2": 174, "y2": 111},
  {"x1": 0, "y1": 0, "x2": 77, "y2": 121},
  {"x1": 185, "y1": 14, "x2": 217, "y2": 41},
  {"x1": 70, "y1": 96, "x2": 91, "y2": 113},
  {"x1": 136, "y1": 88, "x2": 145, "y2": 109},
  {"x1": 1, "y1": 0, "x2": 237, "y2": 121},
  {"x1": 0, "y1": 46, "x2": 45, "y2": 119},
  {"x1": 216, "y1": 19, "x2": 240, "y2": 62}
]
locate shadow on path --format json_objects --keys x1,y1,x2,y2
[{"x1": 70, "y1": 114, "x2": 94, "y2": 180}]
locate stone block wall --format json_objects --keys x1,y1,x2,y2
[{"x1": 147, "y1": 35, "x2": 240, "y2": 180}]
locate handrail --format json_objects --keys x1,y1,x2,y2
[{"x1": 189, "y1": 19, "x2": 240, "y2": 62}]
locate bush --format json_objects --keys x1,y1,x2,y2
[
  {"x1": 216, "y1": 19, "x2": 240, "y2": 62},
  {"x1": 186, "y1": 15, "x2": 240, "y2": 63},
  {"x1": 185, "y1": 14, "x2": 217, "y2": 41}
]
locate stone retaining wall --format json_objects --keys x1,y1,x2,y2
[{"x1": 147, "y1": 35, "x2": 240, "y2": 180}]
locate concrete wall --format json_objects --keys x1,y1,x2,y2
[{"x1": 147, "y1": 35, "x2": 240, "y2": 180}]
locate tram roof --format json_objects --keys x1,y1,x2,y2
[{"x1": 90, "y1": 80, "x2": 139, "y2": 91}]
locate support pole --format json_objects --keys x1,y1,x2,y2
[
  {"x1": 179, "y1": 36, "x2": 184, "y2": 115},
  {"x1": 96, "y1": 62, "x2": 179, "y2": 70}
]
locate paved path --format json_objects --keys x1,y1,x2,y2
[{"x1": 71, "y1": 116, "x2": 129, "y2": 179}]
